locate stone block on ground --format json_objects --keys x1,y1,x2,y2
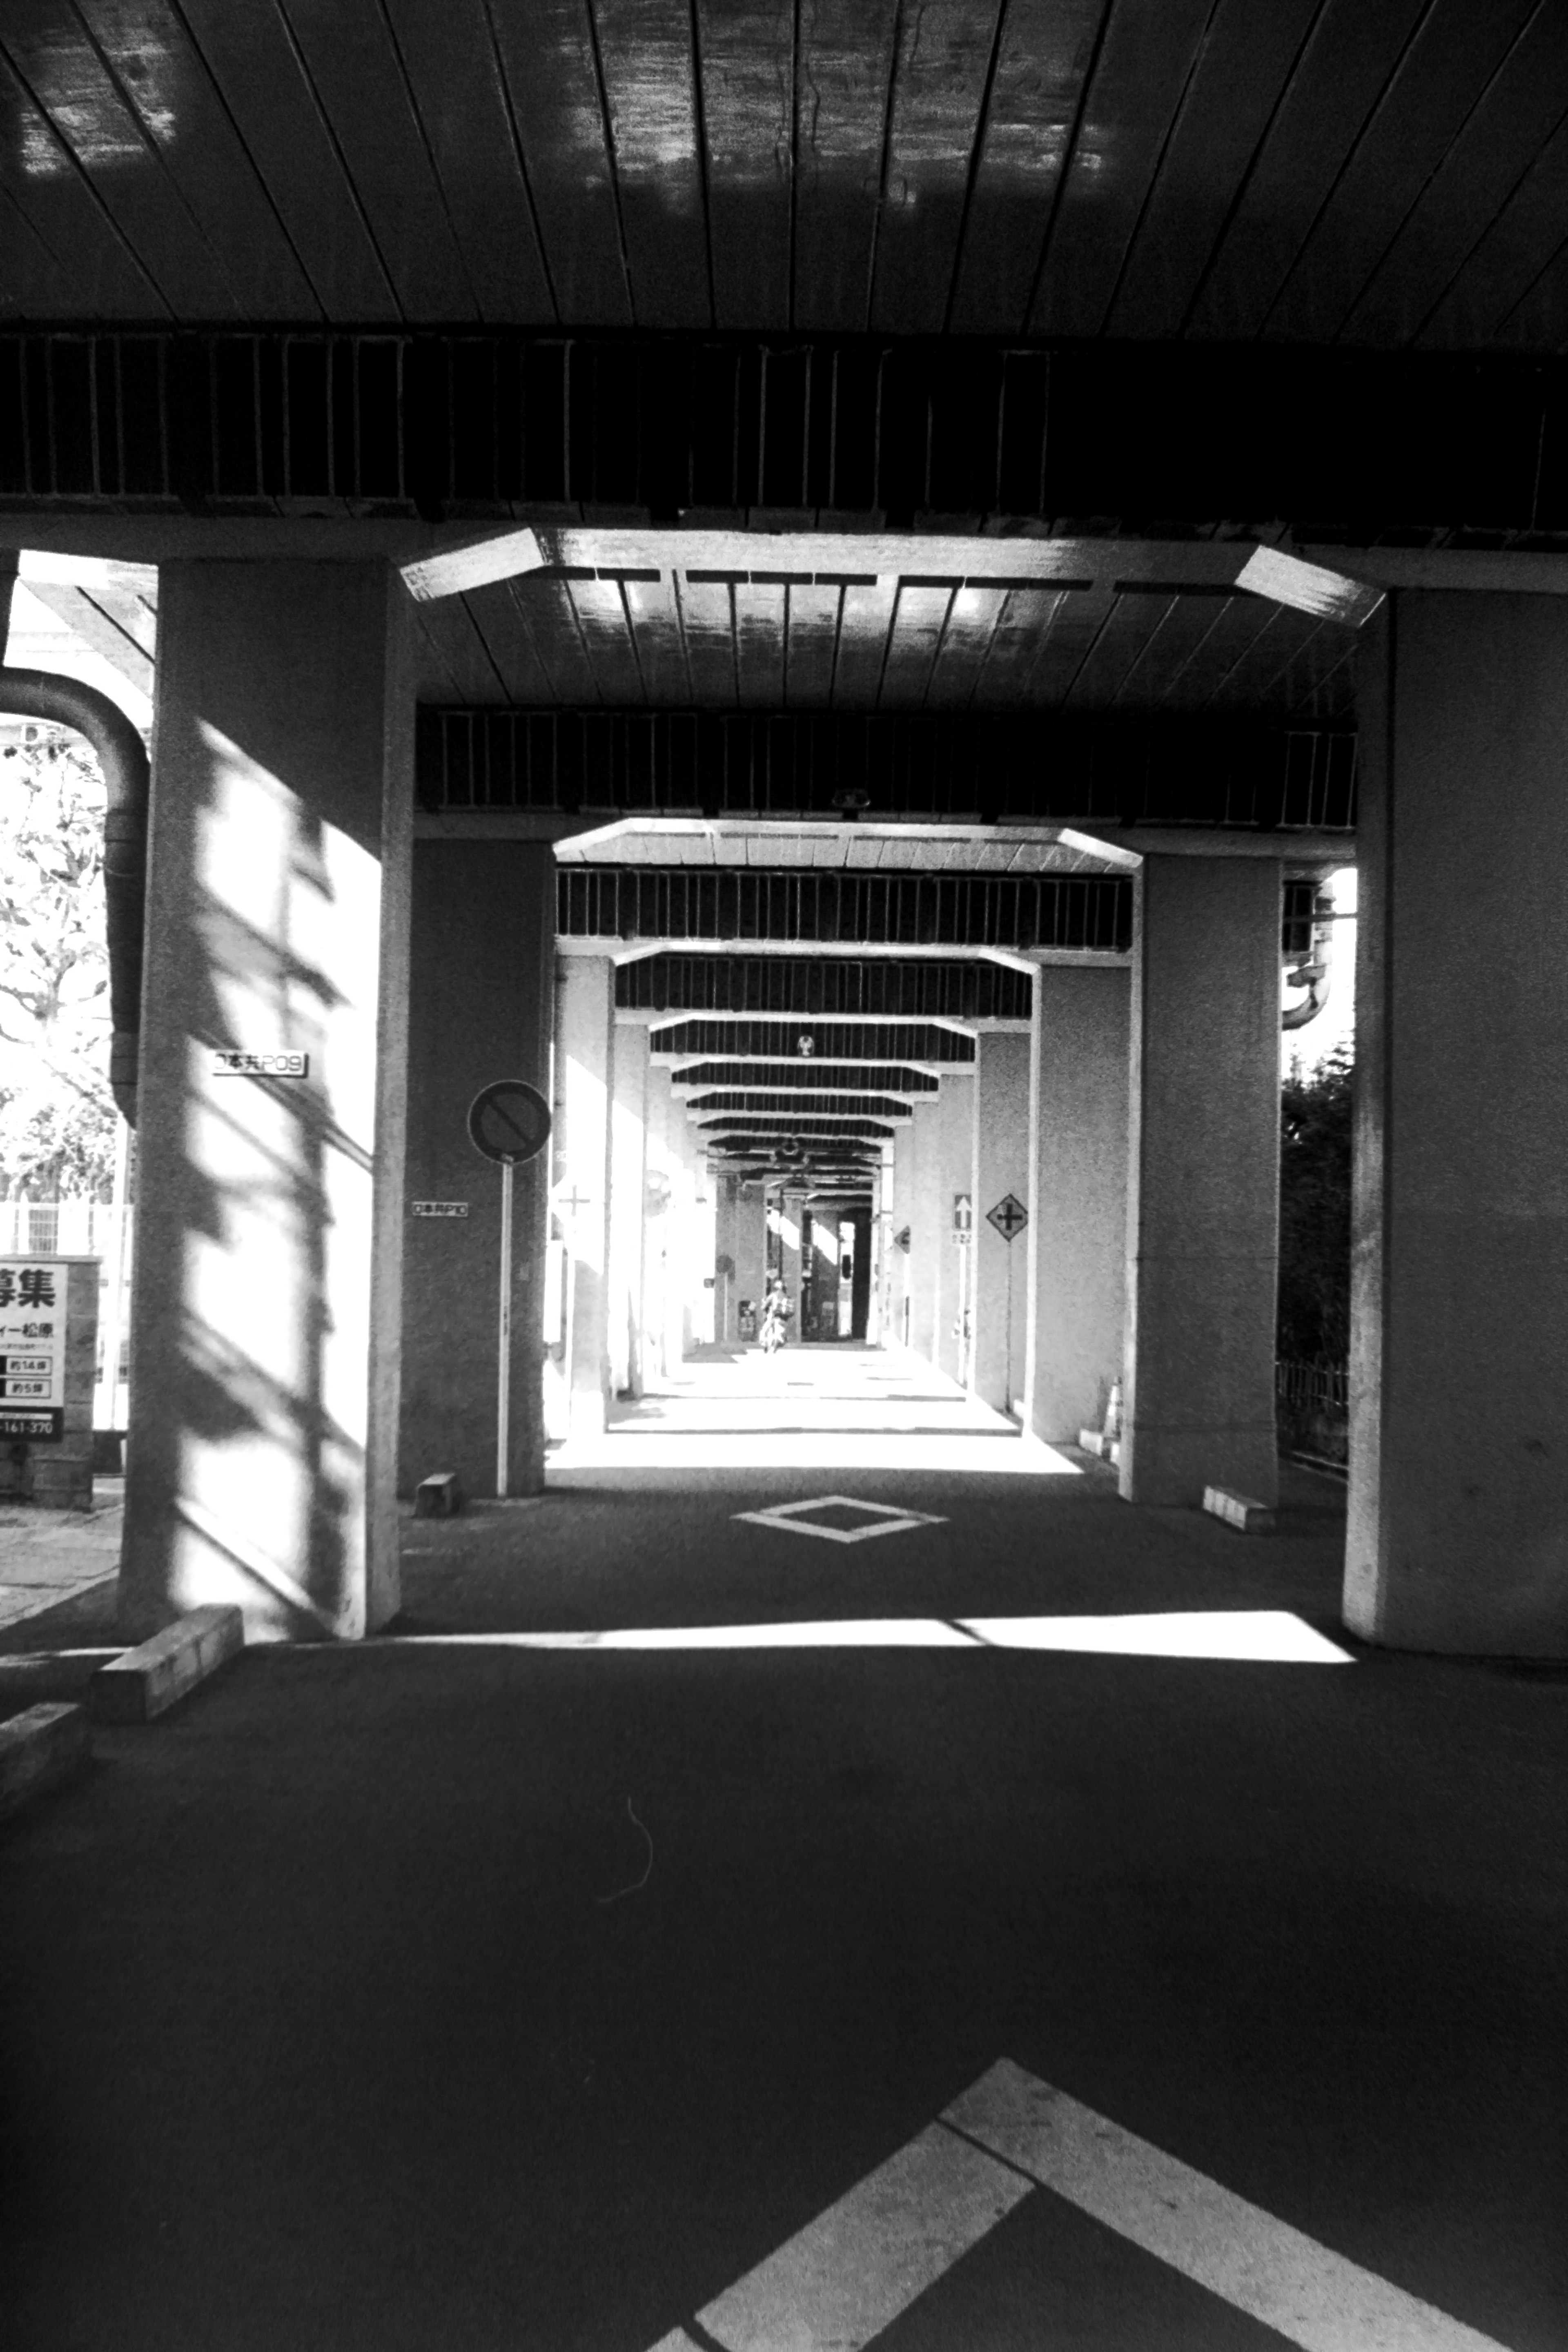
[
  {"x1": 414, "y1": 1472, "x2": 462, "y2": 1519},
  {"x1": 91, "y1": 1605, "x2": 245, "y2": 1724},
  {"x1": 0, "y1": 1701, "x2": 89, "y2": 1818},
  {"x1": 1203, "y1": 1486, "x2": 1276, "y2": 1535}
]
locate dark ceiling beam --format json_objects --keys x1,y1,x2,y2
[
  {"x1": 4, "y1": 331, "x2": 1568, "y2": 543},
  {"x1": 419, "y1": 709, "x2": 1356, "y2": 831}
]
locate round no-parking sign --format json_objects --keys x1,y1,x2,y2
[{"x1": 468, "y1": 1080, "x2": 552, "y2": 1166}]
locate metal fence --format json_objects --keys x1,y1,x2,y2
[
  {"x1": 1276, "y1": 1358, "x2": 1348, "y2": 1465},
  {"x1": 0, "y1": 1199, "x2": 133, "y2": 1432}
]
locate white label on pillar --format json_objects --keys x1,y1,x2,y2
[
  {"x1": 211, "y1": 1050, "x2": 310, "y2": 1078},
  {"x1": 411, "y1": 1201, "x2": 470, "y2": 1219}
]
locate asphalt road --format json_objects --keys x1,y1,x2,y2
[{"x1": 1, "y1": 1386, "x2": 1562, "y2": 2349}]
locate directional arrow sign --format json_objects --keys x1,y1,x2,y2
[{"x1": 987, "y1": 1192, "x2": 1029, "y2": 1242}]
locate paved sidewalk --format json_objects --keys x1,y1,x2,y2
[{"x1": 0, "y1": 1477, "x2": 122, "y2": 1632}]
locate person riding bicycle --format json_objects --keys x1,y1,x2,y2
[{"x1": 760, "y1": 1276, "x2": 791, "y2": 1354}]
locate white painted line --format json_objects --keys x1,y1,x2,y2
[
  {"x1": 646, "y1": 2331, "x2": 705, "y2": 2350},
  {"x1": 695, "y1": 2119, "x2": 1030, "y2": 2352},
  {"x1": 732, "y1": 1494, "x2": 947, "y2": 1545},
  {"x1": 943, "y1": 2061, "x2": 1508, "y2": 2352}
]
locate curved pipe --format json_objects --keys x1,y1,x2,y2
[
  {"x1": 0, "y1": 665, "x2": 148, "y2": 1124},
  {"x1": 1282, "y1": 882, "x2": 1335, "y2": 1033}
]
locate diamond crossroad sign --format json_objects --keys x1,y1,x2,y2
[
  {"x1": 732, "y1": 1495, "x2": 946, "y2": 1545},
  {"x1": 987, "y1": 1192, "x2": 1029, "y2": 1242}
]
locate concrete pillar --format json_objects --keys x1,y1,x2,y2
[
  {"x1": 970, "y1": 1032, "x2": 1031, "y2": 1412},
  {"x1": 608, "y1": 1022, "x2": 648, "y2": 1396},
  {"x1": 779, "y1": 1185, "x2": 804, "y2": 1327},
  {"x1": 1121, "y1": 858, "x2": 1281, "y2": 1509},
  {"x1": 401, "y1": 841, "x2": 553, "y2": 1500},
  {"x1": 557, "y1": 957, "x2": 615, "y2": 1434},
  {"x1": 1025, "y1": 969, "x2": 1130, "y2": 1446},
  {"x1": 906, "y1": 1101, "x2": 942, "y2": 1366},
  {"x1": 934, "y1": 1074, "x2": 975, "y2": 1384},
  {"x1": 734, "y1": 1179, "x2": 766, "y2": 1339},
  {"x1": 1349, "y1": 594, "x2": 1568, "y2": 1655},
  {"x1": 642, "y1": 1065, "x2": 679, "y2": 1381},
  {"x1": 121, "y1": 561, "x2": 412, "y2": 1642}
]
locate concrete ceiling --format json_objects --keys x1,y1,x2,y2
[
  {"x1": 3, "y1": 3, "x2": 1566, "y2": 351},
  {"x1": 556, "y1": 820, "x2": 1139, "y2": 874}
]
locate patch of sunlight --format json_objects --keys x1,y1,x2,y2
[
  {"x1": 376, "y1": 1611, "x2": 1353, "y2": 1663},
  {"x1": 546, "y1": 1432, "x2": 1081, "y2": 1475}
]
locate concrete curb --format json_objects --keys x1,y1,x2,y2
[
  {"x1": 91, "y1": 1605, "x2": 245, "y2": 1724},
  {"x1": 0, "y1": 1701, "x2": 90, "y2": 1819}
]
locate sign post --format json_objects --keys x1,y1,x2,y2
[
  {"x1": 985, "y1": 1194, "x2": 1029, "y2": 1417},
  {"x1": 468, "y1": 1080, "x2": 552, "y2": 1499}
]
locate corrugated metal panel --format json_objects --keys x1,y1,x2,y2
[
  {"x1": 421, "y1": 708, "x2": 1356, "y2": 827},
  {"x1": 561, "y1": 866, "x2": 1130, "y2": 948},
  {"x1": 617, "y1": 955, "x2": 1033, "y2": 1018}
]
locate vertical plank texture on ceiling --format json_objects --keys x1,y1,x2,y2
[
  {"x1": 1417, "y1": 110, "x2": 1568, "y2": 350},
  {"x1": 868, "y1": 0, "x2": 1004, "y2": 335},
  {"x1": 381, "y1": 0, "x2": 557, "y2": 322},
  {"x1": 1182, "y1": 0, "x2": 1428, "y2": 343},
  {"x1": 620, "y1": 575, "x2": 695, "y2": 704},
  {"x1": 592, "y1": 0, "x2": 711, "y2": 327},
  {"x1": 0, "y1": 4, "x2": 229, "y2": 316},
  {"x1": 486, "y1": 0, "x2": 631, "y2": 323},
  {"x1": 1111, "y1": 592, "x2": 1230, "y2": 710},
  {"x1": 674, "y1": 576, "x2": 741, "y2": 704},
  {"x1": 922, "y1": 583, "x2": 1010, "y2": 709},
  {"x1": 1263, "y1": 0, "x2": 1539, "y2": 343},
  {"x1": 1061, "y1": 588, "x2": 1175, "y2": 708},
  {"x1": 72, "y1": 0, "x2": 323, "y2": 318},
  {"x1": 733, "y1": 580, "x2": 788, "y2": 704},
  {"x1": 876, "y1": 581, "x2": 957, "y2": 705},
  {"x1": 1339, "y1": 5, "x2": 1568, "y2": 349},
  {"x1": 172, "y1": 0, "x2": 399, "y2": 318},
  {"x1": 694, "y1": 0, "x2": 795, "y2": 328},
  {"x1": 1026, "y1": 0, "x2": 1217, "y2": 337},
  {"x1": 783, "y1": 583, "x2": 844, "y2": 705},
  {"x1": 947, "y1": 0, "x2": 1108, "y2": 335},
  {"x1": 272, "y1": 0, "x2": 480, "y2": 320},
  {"x1": 792, "y1": 0, "x2": 902, "y2": 331},
  {"x1": 1103, "y1": 0, "x2": 1324, "y2": 341}
]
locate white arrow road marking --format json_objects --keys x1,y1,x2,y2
[
  {"x1": 944, "y1": 2060, "x2": 1508, "y2": 2352},
  {"x1": 693, "y1": 2120, "x2": 1029, "y2": 2352},
  {"x1": 646, "y1": 2062, "x2": 1511, "y2": 2352}
]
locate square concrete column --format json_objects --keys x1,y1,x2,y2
[
  {"x1": 1025, "y1": 970, "x2": 1130, "y2": 1445},
  {"x1": 733, "y1": 1177, "x2": 767, "y2": 1338},
  {"x1": 401, "y1": 840, "x2": 554, "y2": 1500},
  {"x1": 608, "y1": 1021, "x2": 648, "y2": 1396},
  {"x1": 933, "y1": 1073, "x2": 975, "y2": 1383},
  {"x1": 556, "y1": 956, "x2": 615, "y2": 1434},
  {"x1": 1121, "y1": 858, "x2": 1281, "y2": 1508},
  {"x1": 1349, "y1": 595, "x2": 1568, "y2": 1655},
  {"x1": 970, "y1": 1032, "x2": 1031, "y2": 1412},
  {"x1": 905, "y1": 1098, "x2": 942, "y2": 1365},
  {"x1": 121, "y1": 561, "x2": 412, "y2": 1642},
  {"x1": 642, "y1": 1064, "x2": 679, "y2": 1380}
]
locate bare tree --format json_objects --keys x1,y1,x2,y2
[{"x1": 0, "y1": 730, "x2": 117, "y2": 1200}]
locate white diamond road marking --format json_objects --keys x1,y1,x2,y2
[
  {"x1": 731, "y1": 1494, "x2": 946, "y2": 1544},
  {"x1": 647, "y1": 2060, "x2": 1510, "y2": 2352}
]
